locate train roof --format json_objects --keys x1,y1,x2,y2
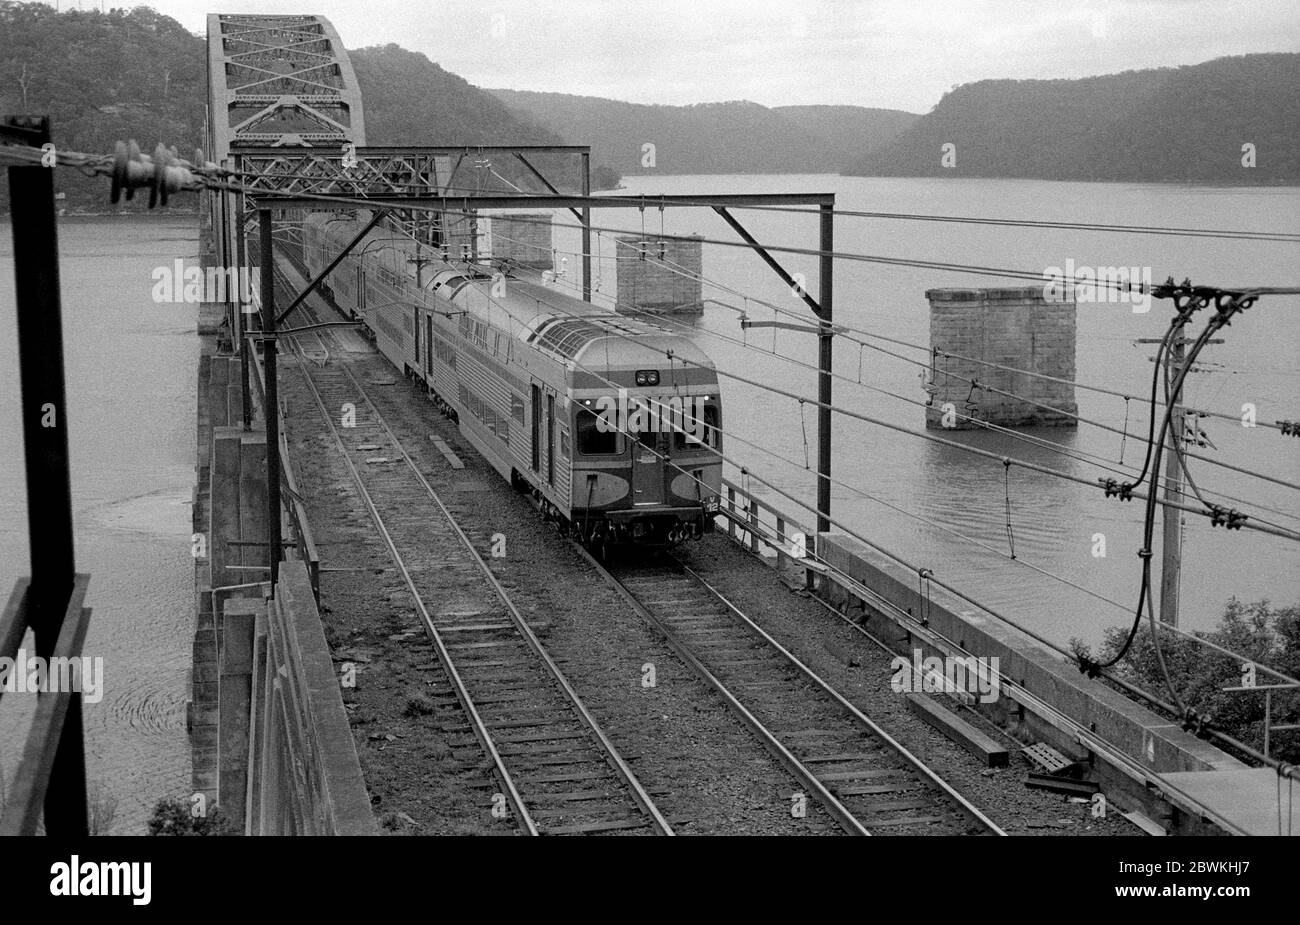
[
  {"x1": 458, "y1": 276, "x2": 715, "y2": 370},
  {"x1": 306, "y1": 211, "x2": 716, "y2": 372}
]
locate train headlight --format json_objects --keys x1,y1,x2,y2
[{"x1": 634, "y1": 369, "x2": 659, "y2": 386}]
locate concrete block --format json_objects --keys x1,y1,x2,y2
[
  {"x1": 238, "y1": 431, "x2": 268, "y2": 574},
  {"x1": 209, "y1": 426, "x2": 244, "y2": 588},
  {"x1": 217, "y1": 598, "x2": 259, "y2": 826},
  {"x1": 905, "y1": 693, "x2": 1009, "y2": 767}
]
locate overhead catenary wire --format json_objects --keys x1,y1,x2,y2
[
  {"x1": 527, "y1": 243, "x2": 1300, "y2": 530},
  {"x1": 495, "y1": 227, "x2": 1300, "y2": 523},
  {"x1": 241, "y1": 187, "x2": 1300, "y2": 300},
  {"x1": 635, "y1": 234, "x2": 1297, "y2": 435},
  {"x1": 466, "y1": 239, "x2": 1300, "y2": 541},
  {"x1": 18, "y1": 137, "x2": 1300, "y2": 768},
  {"x1": 274, "y1": 215, "x2": 1300, "y2": 766},
  {"x1": 219, "y1": 166, "x2": 1300, "y2": 242},
  {"x1": 505, "y1": 278, "x2": 1300, "y2": 688},
  {"x1": 18, "y1": 136, "x2": 1300, "y2": 299}
]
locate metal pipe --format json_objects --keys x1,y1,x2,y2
[
  {"x1": 817, "y1": 203, "x2": 834, "y2": 535},
  {"x1": 237, "y1": 188, "x2": 252, "y2": 430},
  {"x1": 259, "y1": 209, "x2": 283, "y2": 589},
  {"x1": 581, "y1": 151, "x2": 591, "y2": 302}
]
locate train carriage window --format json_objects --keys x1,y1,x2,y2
[
  {"x1": 576, "y1": 407, "x2": 621, "y2": 456},
  {"x1": 433, "y1": 334, "x2": 457, "y2": 369},
  {"x1": 559, "y1": 428, "x2": 570, "y2": 460}
]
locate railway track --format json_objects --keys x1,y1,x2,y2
[
  {"x1": 275, "y1": 268, "x2": 672, "y2": 836},
  {"x1": 585, "y1": 548, "x2": 1006, "y2": 836},
  {"x1": 271, "y1": 252, "x2": 995, "y2": 836}
]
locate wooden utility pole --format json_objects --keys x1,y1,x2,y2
[{"x1": 1160, "y1": 333, "x2": 1185, "y2": 628}]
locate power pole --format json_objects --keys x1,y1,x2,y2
[{"x1": 1160, "y1": 332, "x2": 1185, "y2": 628}]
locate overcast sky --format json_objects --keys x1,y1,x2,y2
[{"x1": 91, "y1": 0, "x2": 1300, "y2": 111}]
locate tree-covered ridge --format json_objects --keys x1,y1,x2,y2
[
  {"x1": 0, "y1": 2, "x2": 207, "y2": 211},
  {"x1": 489, "y1": 89, "x2": 920, "y2": 176},
  {"x1": 349, "y1": 44, "x2": 619, "y2": 193},
  {"x1": 848, "y1": 54, "x2": 1300, "y2": 184},
  {"x1": 352, "y1": 44, "x2": 565, "y2": 147}
]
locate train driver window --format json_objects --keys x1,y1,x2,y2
[
  {"x1": 576, "y1": 407, "x2": 621, "y2": 456},
  {"x1": 674, "y1": 402, "x2": 719, "y2": 449}
]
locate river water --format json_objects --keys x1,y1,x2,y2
[
  {"x1": 558, "y1": 174, "x2": 1300, "y2": 649},
  {"x1": 0, "y1": 177, "x2": 1296, "y2": 833},
  {"x1": 0, "y1": 214, "x2": 197, "y2": 834}
]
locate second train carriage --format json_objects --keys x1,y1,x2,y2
[{"x1": 301, "y1": 211, "x2": 723, "y2": 551}]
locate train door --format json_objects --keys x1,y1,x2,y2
[
  {"x1": 530, "y1": 384, "x2": 541, "y2": 473},
  {"x1": 631, "y1": 427, "x2": 665, "y2": 505},
  {"x1": 413, "y1": 305, "x2": 420, "y2": 369},
  {"x1": 425, "y1": 316, "x2": 433, "y2": 375},
  {"x1": 546, "y1": 393, "x2": 556, "y2": 486}
]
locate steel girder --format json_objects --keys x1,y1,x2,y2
[{"x1": 207, "y1": 13, "x2": 366, "y2": 162}]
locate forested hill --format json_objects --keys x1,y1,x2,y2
[
  {"x1": 0, "y1": 2, "x2": 205, "y2": 211},
  {"x1": 348, "y1": 45, "x2": 619, "y2": 192},
  {"x1": 489, "y1": 89, "x2": 919, "y2": 176},
  {"x1": 847, "y1": 54, "x2": 1300, "y2": 185}
]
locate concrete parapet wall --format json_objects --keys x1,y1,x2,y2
[
  {"x1": 247, "y1": 561, "x2": 375, "y2": 835},
  {"x1": 925, "y1": 286, "x2": 1077, "y2": 428},
  {"x1": 815, "y1": 532, "x2": 1246, "y2": 832},
  {"x1": 190, "y1": 343, "x2": 372, "y2": 833}
]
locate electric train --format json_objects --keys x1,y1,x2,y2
[{"x1": 301, "y1": 211, "x2": 723, "y2": 554}]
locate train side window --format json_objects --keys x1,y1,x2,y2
[{"x1": 575, "y1": 408, "x2": 621, "y2": 456}]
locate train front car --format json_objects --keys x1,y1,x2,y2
[{"x1": 561, "y1": 311, "x2": 723, "y2": 553}]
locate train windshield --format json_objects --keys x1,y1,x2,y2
[
  {"x1": 673, "y1": 401, "x2": 720, "y2": 449},
  {"x1": 575, "y1": 407, "x2": 622, "y2": 456}
]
